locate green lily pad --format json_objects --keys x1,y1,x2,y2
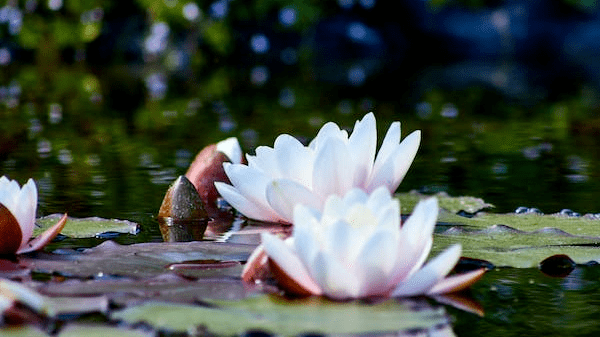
[
  {"x1": 112, "y1": 295, "x2": 450, "y2": 336},
  {"x1": 397, "y1": 192, "x2": 493, "y2": 215},
  {"x1": 0, "y1": 327, "x2": 48, "y2": 337},
  {"x1": 35, "y1": 214, "x2": 139, "y2": 238},
  {"x1": 58, "y1": 324, "x2": 154, "y2": 337},
  {"x1": 432, "y1": 226, "x2": 600, "y2": 268},
  {"x1": 22, "y1": 240, "x2": 255, "y2": 279}
]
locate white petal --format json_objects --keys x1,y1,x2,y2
[
  {"x1": 266, "y1": 179, "x2": 323, "y2": 223},
  {"x1": 216, "y1": 137, "x2": 242, "y2": 164},
  {"x1": 354, "y1": 229, "x2": 398, "y2": 296},
  {"x1": 274, "y1": 134, "x2": 314, "y2": 188},
  {"x1": 389, "y1": 130, "x2": 421, "y2": 191},
  {"x1": 261, "y1": 233, "x2": 322, "y2": 295},
  {"x1": 247, "y1": 146, "x2": 281, "y2": 178},
  {"x1": 223, "y1": 163, "x2": 276, "y2": 214},
  {"x1": 312, "y1": 137, "x2": 355, "y2": 199},
  {"x1": 323, "y1": 219, "x2": 353, "y2": 266},
  {"x1": 389, "y1": 198, "x2": 438, "y2": 283},
  {"x1": 311, "y1": 250, "x2": 360, "y2": 299},
  {"x1": 367, "y1": 130, "x2": 420, "y2": 193},
  {"x1": 372, "y1": 121, "x2": 400, "y2": 176},
  {"x1": 308, "y1": 122, "x2": 346, "y2": 151},
  {"x1": 14, "y1": 179, "x2": 37, "y2": 248},
  {"x1": 215, "y1": 182, "x2": 281, "y2": 222},
  {"x1": 392, "y1": 244, "x2": 461, "y2": 297},
  {"x1": 347, "y1": 113, "x2": 376, "y2": 188},
  {"x1": 366, "y1": 186, "x2": 395, "y2": 215}
]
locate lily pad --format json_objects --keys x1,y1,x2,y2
[
  {"x1": 35, "y1": 214, "x2": 139, "y2": 238},
  {"x1": 0, "y1": 327, "x2": 48, "y2": 337},
  {"x1": 112, "y1": 295, "x2": 450, "y2": 336},
  {"x1": 22, "y1": 240, "x2": 255, "y2": 279},
  {"x1": 397, "y1": 192, "x2": 493, "y2": 214},
  {"x1": 58, "y1": 324, "x2": 154, "y2": 337},
  {"x1": 432, "y1": 225, "x2": 600, "y2": 268}
]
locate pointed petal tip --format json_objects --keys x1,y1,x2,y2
[{"x1": 18, "y1": 213, "x2": 68, "y2": 254}]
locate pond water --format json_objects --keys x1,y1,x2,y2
[{"x1": 3, "y1": 0, "x2": 600, "y2": 335}]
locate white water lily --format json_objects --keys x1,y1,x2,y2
[
  {"x1": 259, "y1": 187, "x2": 485, "y2": 299},
  {"x1": 215, "y1": 113, "x2": 421, "y2": 223},
  {"x1": 0, "y1": 176, "x2": 67, "y2": 255}
]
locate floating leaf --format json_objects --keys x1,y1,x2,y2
[
  {"x1": 112, "y1": 295, "x2": 450, "y2": 336},
  {"x1": 58, "y1": 324, "x2": 154, "y2": 337},
  {"x1": 22, "y1": 240, "x2": 255, "y2": 278},
  {"x1": 0, "y1": 326, "x2": 48, "y2": 337},
  {"x1": 35, "y1": 215, "x2": 138, "y2": 238},
  {"x1": 432, "y1": 225, "x2": 600, "y2": 268},
  {"x1": 397, "y1": 192, "x2": 493, "y2": 215}
]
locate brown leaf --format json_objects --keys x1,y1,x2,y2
[{"x1": 0, "y1": 203, "x2": 23, "y2": 255}]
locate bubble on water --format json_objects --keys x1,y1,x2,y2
[
  {"x1": 278, "y1": 87, "x2": 295, "y2": 108},
  {"x1": 210, "y1": 0, "x2": 228, "y2": 19},
  {"x1": 91, "y1": 174, "x2": 107, "y2": 185},
  {"x1": 279, "y1": 6, "x2": 297, "y2": 27},
  {"x1": 0, "y1": 48, "x2": 11, "y2": 65},
  {"x1": 250, "y1": 34, "x2": 270, "y2": 54},
  {"x1": 183, "y1": 2, "x2": 201, "y2": 21},
  {"x1": 241, "y1": 128, "x2": 258, "y2": 149},
  {"x1": 175, "y1": 149, "x2": 192, "y2": 168},
  {"x1": 47, "y1": 0, "x2": 62, "y2": 11},
  {"x1": 37, "y1": 139, "x2": 52, "y2": 158},
  {"x1": 440, "y1": 103, "x2": 458, "y2": 118},
  {"x1": 491, "y1": 161, "x2": 508, "y2": 177},
  {"x1": 28, "y1": 118, "x2": 43, "y2": 139},
  {"x1": 338, "y1": 0, "x2": 354, "y2": 9},
  {"x1": 347, "y1": 65, "x2": 366, "y2": 86},
  {"x1": 414, "y1": 102, "x2": 431, "y2": 119},
  {"x1": 250, "y1": 66, "x2": 269, "y2": 86},
  {"x1": 522, "y1": 146, "x2": 540, "y2": 160},
  {"x1": 337, "y1": 100, "x2": 353, "y2": 115},
  {"x1": 48, "y1": 103, "x2": 62, "y2": 124},
  {"x1": 58, "y1": 148, "x2": 73, "y2": 165}
]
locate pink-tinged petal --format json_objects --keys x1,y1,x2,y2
[
  {"x1": 372, "y1": 121, "x2": 400, "y2": 176},
  {"x1": 261, "y1": 233, "x2": 322, "y2": 295},
  {"x1": 312, "y1": 138, "x2": 355, "y2": 199},
  {"x1": 14, "y1": 179, "x2": 37, "y2": 249},
  {"x1": 347, "y1": 112, "x2": 376, "y2": 188},
  {"x1": 389, "y1": 198, "x2": 438, "y2": 283},
  {"x1": 266, "y1": 179, "x2": 323, "y2": 223},
  {"x1": 311, "y1": 250, "x2": 359, "y2": 299},
  {"x1": 389, "y1": 130, "x2": 421, "y2": 191},
  {"x1": 427, "y1": 268, "x2": 487, "y2": 295},
  {"x1": 308, "y1": 122, "x2": 347, "y2": 151},
  {"x1": 18, "y1": 213, "x2": 67, "y2": 254},
  {"x1": 323, "y1": 219, "x2": 353, "y2": 266},
  {"x1": 367, "y1": 130, "x2": 420, "y2": 193},
  {"x1": 392, "y1": 244, "x2": 462, "y2": 297},
  {"x1": 247, "y1": 146, "x2": 281, "y2": 178},
  {"x1": 241, "y1": 244, "x2": 269, "y2": 283},
  {"x1": 366, "y1": 186, "x2": 395, "y2": 215},
  {"x1": 274, "y1": 135, "x2": 314, "y2": 188},
  {"x1": 354, "y1": 229, "x2": 397, "y2": 296},
  {"x1": 293, "y1": 206, "x2": 321, "y2": 270},
  {"x1": 216, "y1": 137, "x2": 242, "y2": 164},
  {"x1": 222, "y1": 163, "x2": 284, "y2": 220},
  {"x1": 214, "y1": 182, "x2": 281, "y2": 222}
]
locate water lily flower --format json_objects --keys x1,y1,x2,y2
[
  {"x1": 215, "y1": 113, "x2": 420, "y2": 223},
  {"x1": 257, "y1": 187, "x2": 485, "y2": 299},
  {"x1": 0, "y1": 176, "x2": 67, "y2": 255}
]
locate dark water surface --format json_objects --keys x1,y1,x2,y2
[{"x1": 3, "y1": 0, "x2": 600, "y2": 334}]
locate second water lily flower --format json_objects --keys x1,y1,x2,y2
[
  {"x1": 0, "y1": 176, "x2": 67, "y2": 255},
  {"x1": 215, "y1": 113, "x2": 421, "y2": 223},
  {"x1": 258, "y1": 187, "x2": 485, "y2": 299}
]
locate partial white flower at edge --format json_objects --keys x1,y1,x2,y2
[
  {"x1": 258, "y1": 187, "x2": 486, "y2": 299},
  {"x1": 215, "y1": 112, "x2": 421, "y2": 223},
  {"x1": 0, "y1": 176, "x2": 67, "y2": 255}
]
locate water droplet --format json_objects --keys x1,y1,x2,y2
[
  {"x1": 210, "y1": 0, "x2": 228, "y2": 19},
  {"x1": 58, "y1": 149, "x2": 73, "y2": 165},
  {"x1": 48, "y1": 103, "x2": 62, "y2": 124},
  {"x1": 279, "y1": 6, "x2": 297, "y2": 27},
  {"x1": 182, "y1": 2, "x2": 201, "y2": 21},
  {"x1": 250, "y1": 34, "x2": 269, "y2": 54},
  {"x1": 250, "y1": 66, "x2": 269, "y2": 86}
]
